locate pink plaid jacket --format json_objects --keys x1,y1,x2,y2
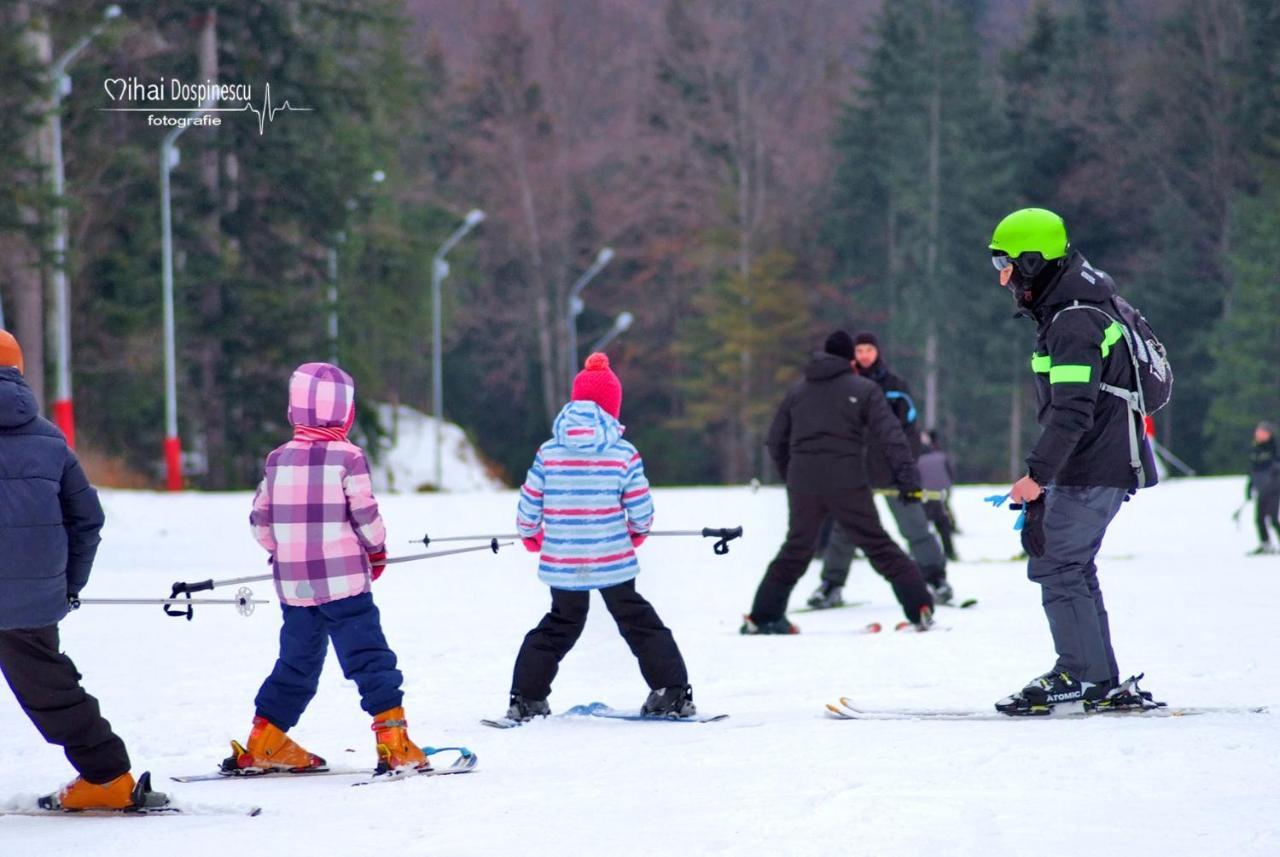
[{"x1": 250, "y1": 363, "x2": 386, "y2": 607}]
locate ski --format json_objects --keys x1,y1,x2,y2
[
  {"x1": 824, "y1": 696, "x2": 1269, "y2": 721},
  {"x1": 172, "y1": 746, "x2": 476, "y2": 784},
  {"x1": 791, "y1": 600, "x2": 871, "y2": 615},
  {"x1": 0, "y1": 803, "x2": 263, "y2": 818},
  {"x1": 937, "y1": 597, "x2": 978, "y2": 609},
  {"x1": 481, "y1": 702, "x2": 729, "y2": 728},
  {"x1": 350, "y1": 749, "x2": 478, "y2": 787}
]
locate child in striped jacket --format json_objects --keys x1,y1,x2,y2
[
  {"x1": 226, "y1": 362, "x2": 429, "y2": 777},
  {"x1": 507, "y1": 353, "x2": 694, "y2": 720}
]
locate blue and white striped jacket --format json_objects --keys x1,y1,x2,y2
[{"x1": 516, "y1": 401, "x2": 654, "y2": 590}]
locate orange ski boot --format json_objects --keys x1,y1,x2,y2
[
  {"x1": 372, "y1": 707, "x2": 430, "y2": 774},
  {"x1": 222, "y1": 715, "x2": 327, "y2": 774},
  {"x1": 44, "y1": 771, "x2": 169, "y2": 812}
]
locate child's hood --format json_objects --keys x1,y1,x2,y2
[
  {"x1": 552, "y1": 400, "x2": 622, "y2": 452},
  {"x1": 288, "y1": 362, "x2": 355, "y2": 428}
]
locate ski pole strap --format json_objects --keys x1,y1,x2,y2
[
  {"x1": 168, "y1": 573, "x2": 274, "y2": 620},
  {"x1": 985, "y1": 492, "x2": 1027, "y2": 530},
  {"x1": 644, "y1": 526, "x2": 744, "y2": 555}
]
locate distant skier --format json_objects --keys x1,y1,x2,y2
[
  {"x1": 0, "y1": 331, "x2": 166, "y2": 811},
  {"x1": 918, "y1": 431, "x2": 958, "y2": 562},
  {"x1": 807, "y1": 331, "x2": 953, "y2": 608},
  {"x1": 744, "y1": 331, "x2": 934, "y2": 634},
  {"x1": 988, "y1": 207, "x2": 1160, "y2": 714},
  {"x1": 507, "y1": 353, "x2": 694, "y2": 721},
  {"x1": 229, "y1": 362, "x2": 429, "y2": 776},
  {"x1": 1246, "y1": 421, "x2": 1280, "y2": 555}
]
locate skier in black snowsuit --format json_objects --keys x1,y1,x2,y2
[
  {"x1": 742, "y1": 331, "x2": 934, "y2": 634},
  {"x1": 989, "y1": 207, "x2": 1160, "y2": 714},
  {"x1": 1246, "y1": 421, "x2": 1280, "y2": 554},
  {"x1": 0, "y1": 330, "x2": 162, "y2": 811},
  {"x1": 806, "y1": 331, "x2": 952, "y2": 608}
]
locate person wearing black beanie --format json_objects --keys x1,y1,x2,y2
[
  {"x1": 806, "y1": 331, "x2": 954, "y2": 611},
  {"x1": 741, "y1": 333, "x2": 935, "y2": 634}
]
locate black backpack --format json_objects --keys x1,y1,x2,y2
[{"x1": 1052, "y1": 284, "x2": 1172, "y2": 488}]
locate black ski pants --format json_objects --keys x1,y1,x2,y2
[
  {"x1": 923, "y1": 499, "x2": 957, "y2": 561},
  {"x1": 1256, "y1": 488, "x2": 1280, "y2": 546},
  {"x1": 754, "y1": 487, "x2": 932, "y2": 623},
  {"x1": 512, "y1": 579, "x2": 688, "y2": 702},
  {"x1": 821, "y1": 495, "x2": 948, "y2": 588},
  {"x1": 0, "y1": 625, "x2": 130, "y2": 783}
]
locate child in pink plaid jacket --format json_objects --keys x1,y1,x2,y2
[{"x1": 225, "y1": 362, "x2": 430, "y2": 777}]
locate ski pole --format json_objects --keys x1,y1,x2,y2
[
  {"x1": 412, "y1": 533, "x2": 514, "y2": 548},
  {"x1": 873, "y1": 488, "x2": 945, "y2": 502},
  {"x1": 165, "y1": 541, "x2": 511, "y2": 621},
  {"x1": 69, "y1": 588, "x2": 265, "y2": 619},
  {"x1": 644, "y1": 526, "x2": 744, "y2": 555},
  {"x1": 1232, "y1": 501, "x2": 1247, "y2": 528}
]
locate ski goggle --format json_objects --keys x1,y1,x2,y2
[{"x1": 991, "y1": 251, "x2": 1049, "y2": 285}]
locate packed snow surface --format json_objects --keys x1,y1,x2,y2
[
  {"x1": 1, "y1": 478, "x2": 1276, "y2": 856},
  {"x1": 367, "y1": 404, "x2": 504, "y2": 493}
]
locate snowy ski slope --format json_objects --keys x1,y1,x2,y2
[{"x1": 1, "y1": 477, "x2": 1276, "y2": 856}]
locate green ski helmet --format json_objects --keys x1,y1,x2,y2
[{"x1": 989, "y1": 207, "x2": 1069, "y2": 261}]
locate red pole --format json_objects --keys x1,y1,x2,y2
[
  {"x1": 164, "y1": 435, "x2": 183, "y2": 491},
  {"x1": 51, "y1": 399, "x2": 76, "y2": 448}
]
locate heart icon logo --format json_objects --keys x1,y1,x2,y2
[{"x1": 103, "y1": 78, "x2": 127, "y2": 101}]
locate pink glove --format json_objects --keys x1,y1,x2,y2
[
  {"x1": 630, "y1": 532, "x2": 647, "y2": 549},
  {"x1": 522, "y1": 531, "x2": 544, "y2": 553},
  {"x1": 368, "y1": 549, "x2": 388, "y2": 581}
]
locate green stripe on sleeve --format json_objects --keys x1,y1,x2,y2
[
  {"x1": 1100, "y1": 322, "x2": 1124, "y2": 358},
  {"x1": 1049, "y1": 364, "x2": 1091, "y2": 384},
  {"x1": 1030, "y1": 353, "x2": 1051, "y2": 373}
]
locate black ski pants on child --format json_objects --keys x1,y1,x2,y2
[
  {"x1": 0, "y1": 625, "x2": 131, "y2": 783},
  {"x1": 512, "y1": 579, "x2": 687, "y2": 702},
  {"x1": 1256, "y1": 488, "x2": 1280, "y2": 546},
  {"x1": 754, "y1": 487, "x2": 933, "y2": 623}
]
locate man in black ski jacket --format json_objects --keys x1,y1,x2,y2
[
  {"x1": 742, "y1": 331, "x2": 934, "y2": 634},
  {"x1": 989, "y1": 208, "x2": 1159, "y2": 714},
  {"x1": 1246, "y1": 421, "x2": 1280, "y2": 554},
  {"x1": 0, "y1": 330, "x2": 157, "y2": 811},
  {"x1": 807, "y1": 331, "x2": 953, "y2": 609}
]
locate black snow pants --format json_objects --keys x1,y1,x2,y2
[
  {"x1": 1256, "y1": 488, "x2": 1280, "y2": 546},
  {"x1": 0, "y1": 625, "x2": 131, "y2": 783},
  {"x1": 821, "y1": 494, "x2": 948, "y2": 587},
  {"x1": 512, "y1": 579, "x2": 688, "y2": 702},
  {"x1": 754, "y1": 487, "x2": 932, "y2": 623}
]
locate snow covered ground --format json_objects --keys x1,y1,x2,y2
[
  {"x1": 2, "y1": 477, "x2": 1277, "y2": 856},
  {"x1": 366, "y1": 404, "x2": 504, "y2": 493}
]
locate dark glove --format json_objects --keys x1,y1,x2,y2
[
  {"x1": 368, "y1": 549, "x2": 388, "y2": 581},
  {"x1": 67, "y1": 592, "x2": 81, "y2": 610},
  {"x1": 1019, "y1": 497, "x2": 1047, "y2": 558},
  {"x1": 898, "y1": 488, "x2": 922, "y2": 505}
]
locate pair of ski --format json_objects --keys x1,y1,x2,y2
[
  {"x1": 481, "y1": 701, "x2": 729, "y2": 729},
  {"x1": 169, "y1": 745, "x2": 478, "y2": 786},
  {"x1": 824, "y1": 696, "x2": 1270, "y2": 721},
  {"x1": 793, "y1": 597, "x2": 977, "y2": 616}
]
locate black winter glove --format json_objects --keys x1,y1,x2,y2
[
  {"x1": 1018, "y1": 497, "x2": 1047, "y2": 558},
  {"x1": 67, "y1": 592, "x2": 81, "y2": 610},
  {"x1": 898, "y1": 488, "x2": 922, "y2": 505}
]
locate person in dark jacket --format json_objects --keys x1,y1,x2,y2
[
  {"x1": 1246, "y1": 421, "x2": 1280, "y2": 554},
  {"x1": 918, "y1": 431, "x2": 958, "y2": 562},
  {"x1": 807, "y1": 331, "x2": 952, "y2": 608},
  {"x1": 742, "y1": 331, "x2": 934, "y2": 634},
  {"x1": 988, "y1": 208, "x2": 1159, "y2": 714},
  {"x1": 0, "y1": 331, "x2": 159, "y2": 811}
]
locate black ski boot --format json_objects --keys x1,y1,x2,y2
[
  {"x1": 740, "y1": 614, "x2": 799, "y2": 635},
  {"x1": 996, "y1": 670, "x2": 1108, "y2": 715},
  {"x1": 641, "y1": 685, "x2": 696, "y2": 719},
  {"x1": 927, "y1": 578, "x2": 954, "y2": 606},
  {"x1": 505, "y1": 692, "x2": 550, "y2": 722},
  {"x1": 806, "y1": 584, "x2": 845, "y2": 609}
]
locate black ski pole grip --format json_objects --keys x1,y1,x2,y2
[
  {"x1": 166, "y1": 578, "x2": 213, "y2": 621},
  {"x1": 701, "y1": 526, "x2": 744, "y2": 555},
  {"x1": 490, "y1": 538, "x2": 499, "y2": 554}
]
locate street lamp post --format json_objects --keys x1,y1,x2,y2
[
  {"x1": 47, "y1": 4, "x2": 122, "y2": 447},
  {"x1": 588, "y1": 310, "x2": 634, "y2": 353},
  {"x1": 431, "y1": 209, "x2": 485, "y2": 490},
  {"x1": 565, "y1": 246, "x2": 614, "y2": 381},
  {"x1": 159, "y1": 96, "x2": 215, "y2": 491}
]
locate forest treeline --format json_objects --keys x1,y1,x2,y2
[{"x1": 1, "y1": 0, "x2": 1276, "y2": 488}]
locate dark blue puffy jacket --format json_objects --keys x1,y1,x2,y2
[{"x1": 0, "y1": 367, "x2": 104, "y2": 630}]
